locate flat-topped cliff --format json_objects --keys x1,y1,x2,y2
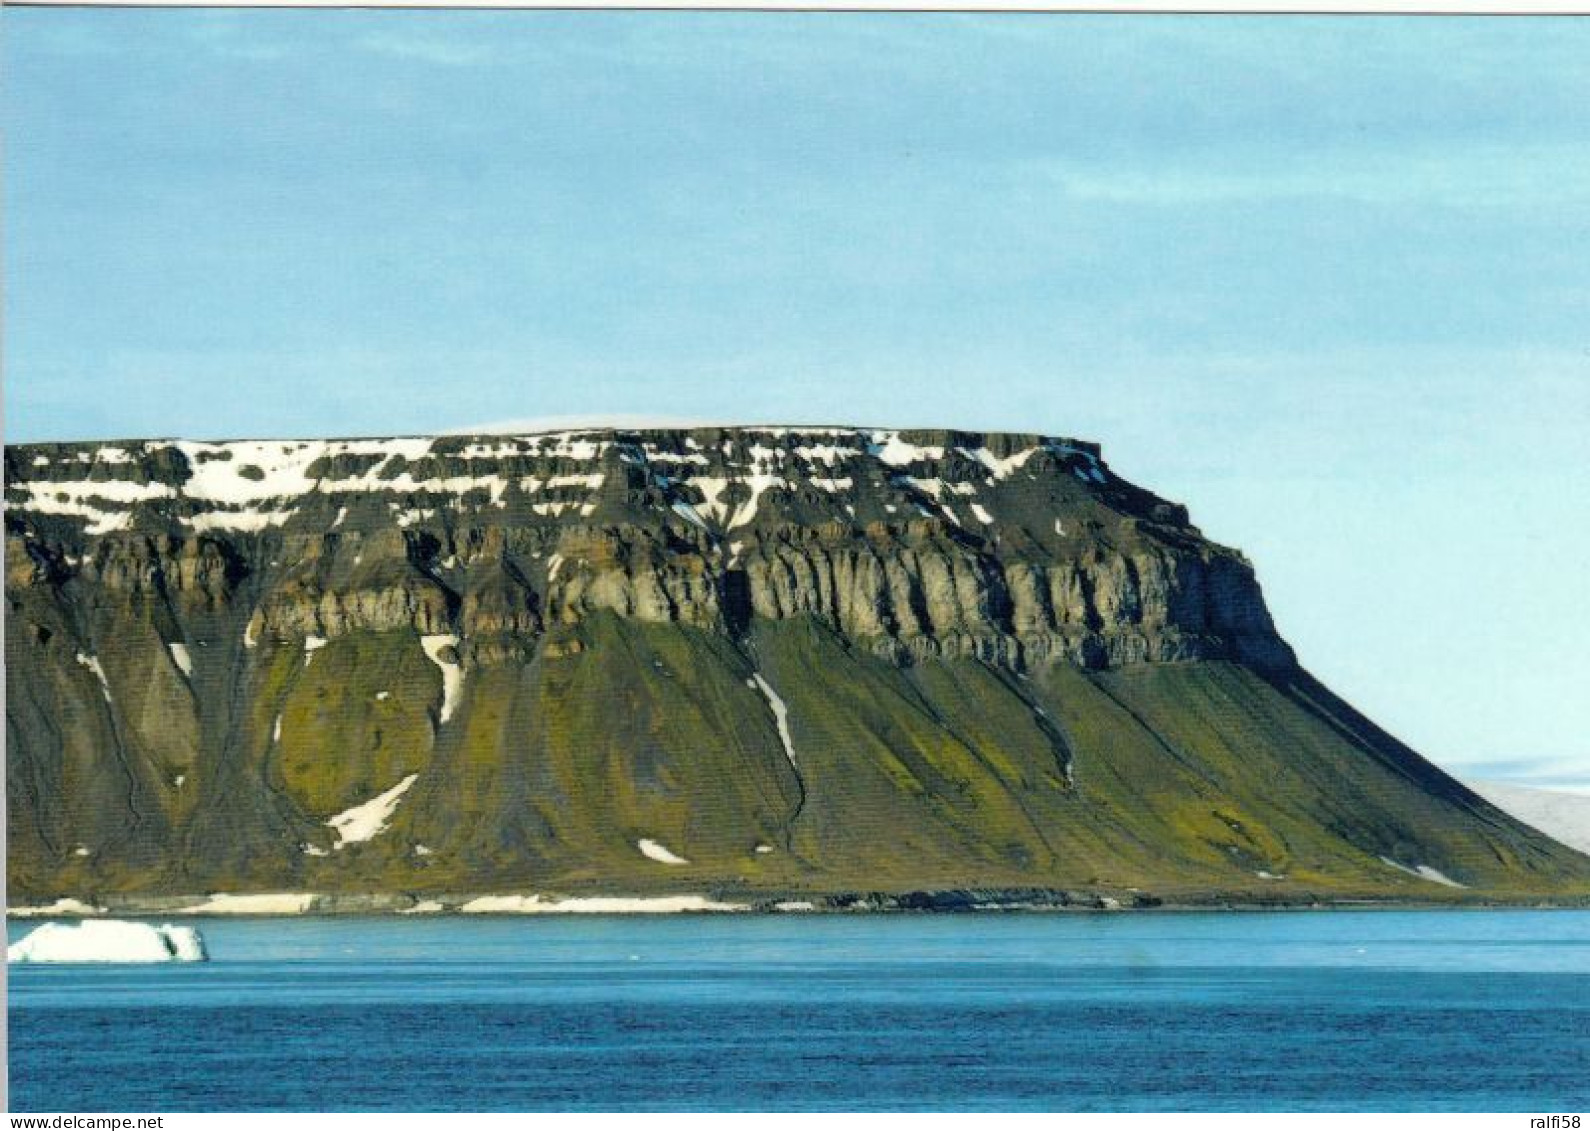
[{"x1": 6, "y1": 426, "x2": 1585, "y2": 905}]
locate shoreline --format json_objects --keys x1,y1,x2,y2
[{"x1": 11, "y1": 888, "x2": 1590, "y2": 919}]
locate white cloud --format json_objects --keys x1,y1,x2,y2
[
  {"x1": 354, "y1": 31, "x2": 497, "y2": 68},
  {"x1": 1027, "y1": 143, "x2": 1590, "y2": 210},
  {"x1": 184, "y1": 15, "x2": 293, "y2": 62}
]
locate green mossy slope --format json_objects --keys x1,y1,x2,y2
[{"x1": 11, "y1": 610, "x2": 1589, "y2": 903}]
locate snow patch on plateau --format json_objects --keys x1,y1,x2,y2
[
  {"x1": 10, "y1": 485, "x2": 142, "y2": 535},
  {"x1": 899, "y1": 476, "x2": 949, "y2": 499},
  {"x1": 727, "y1": 473, "x2": 784, "y2": 529},
  {"x1": 11, "y1": 430, "x2": 1111, "y2": 544},
  {"x1": 955, "y1": 445, "x2": 1040, "y2": 479},
  {"x1": 168, "y1": 642, "x2": 193, "y2": 678},
  {"x1": 188, "y1": 508, "x2": 295, "y2": 534},
  {"x1": 395, "y1": 507, "x2": 436, "y2": 528},
  {"x1": 547, "y1": 472, "x2": 604, "y2": 491},
  {"x1": 14, "y1": 477, "x2": 175, "y2": 507},
  {"x1": 690, "y1": 477, "x2": 731, "y2": 524},
  {"x1": 871, "y1": 431, "x2": 944, "y2": 467},
  {"x1": 647, "y1": 450, "x2": 710, "y2": 466}
]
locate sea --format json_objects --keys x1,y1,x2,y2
[{"x1": 8, "y1": 910, "x2": 1590, "y2": 1112}]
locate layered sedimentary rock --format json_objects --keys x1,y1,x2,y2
[{"x1": 6, "y1": 426, "x2": 1586, "y2": 903}]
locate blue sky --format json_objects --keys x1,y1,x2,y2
[{"x1": 5, "y1": 11, "x2": 1588, "y2": 785}]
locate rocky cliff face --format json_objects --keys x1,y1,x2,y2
[
  {"x1": 6, "y1": 426, "x2": 1585, "y2": 904},
  {"x1": 6, "y1": 427, "x2": 1290, "y2": 670}
]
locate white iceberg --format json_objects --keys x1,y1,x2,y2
[{"x1": 8, "y1": 919, "x2": 208, "y2": 964}]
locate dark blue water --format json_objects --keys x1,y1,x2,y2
[{"x1": 9, "y1": 910, "x2": 1590, "y2": 1111}]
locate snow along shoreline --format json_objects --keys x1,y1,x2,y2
[
  {"x1": 6, "y1": 893, "x2": 761, "y2": 917},
  {"x1": 8, "y1": 888, "x2": 1561, "y2": 919}
]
